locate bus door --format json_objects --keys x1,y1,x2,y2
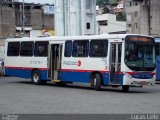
[
  {"x1": 49, "y1": 43, "x2": 63, "y2": 80},
  {"x1": 109, "y1": 43, "x2": 122, "y2": 84}
]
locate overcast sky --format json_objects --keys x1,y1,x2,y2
[{"x1": 17, "y1": 0, "x2": 54, "y2": 4}]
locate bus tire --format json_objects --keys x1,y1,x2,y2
[
  {"x1": 94, "y1": 73, "x2": 102, "y2": 91},
  {"x1": 90, "y1": 75, "x2": 94, "y2": 88},
  {"x1": 31, "y1": 70, "x2": 42, "y2": 85},
  {"x1": 122, "y1": 85, "x2": 129, "y2": 92}
]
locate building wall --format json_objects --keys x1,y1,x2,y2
[
  {"x1": 0, "y1": 6, "x2": 2, "y2": 37},
  {"x1": 43, "y1": 15, "x2": 54, "y2": 29},
  {"x1": 55, "y1": 0, "x2": 96, "y2": 36},
  {"x1": 1, "y1": 5, "x2": 15, "y2": 38},
  {"x1": 125, "y1": 1, "x2": 142, "y2": 34},
  {"x1": 140, "y1": 4, "x2": 149, "y2": 35},
  {"x1": 31, "y1": 9, "x2": 43, "y2": 30},
  {"x1": 96, "y1": 14, "x2": 126, "y2": 34},
  {"x1": 0, "y1": 2, "x2": 55, "y2": 39},
  {"x1": 150, "y1": 0, "x2": 160, "y2": 36},
  {"x1": 125, "y1": 0, "x2": 160, "y2": 37}
]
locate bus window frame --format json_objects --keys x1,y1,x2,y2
[
  {"x1": 89, "y1": 39, "x2": 108, "y2": 57},
  {"x1": 20, "y1": 41, "x2": 34, "y2": 57},
  {"x1": 7, "y1": 42, "x2": 20, "y2": 56},
  {"x1": 72, "y1": 40, "x2": 89, "y2": 57}
]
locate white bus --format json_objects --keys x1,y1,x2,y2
[{"x1": 4, "y1": 34, "x2": 156, "y2": 91}]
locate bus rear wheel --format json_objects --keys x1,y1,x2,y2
[
  {"x1": 31, "y1": 70, "x2": 45, "y2": 85},
  {"x1": 91, "y1": 73, "x2": 102, "y2": 91},
  {"x1": 122, "y1": 85, "x2": 129, "y2": 92}
]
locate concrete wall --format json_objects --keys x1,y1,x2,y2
[
  {"x1": 96, "y1": 14, "x2": 126, "y2": 34},
  {"x1": 43, "y1": 15, "x2": 54, "y2": 29},
  {"x1": 31, "y1": 9, "x2": 43, "y2": 30},
  {"x1": 125, "y1": 0, "x2": 160, "y2": 37},
  {"x1": 1, "y1": 5, "x2": 15, "y2": 37},
  {"x1": 55, "y1": 0, "x2": 96, "y2": 36},
  {"x1": 140, "y1": 4, "x2": 149, "y2": 35},
  {"x1": 0, "y1": 3, "x2": 1, "y2": 37},
  {"x1": 150, "y1": 0, "x2": 160, "y2": 36}
]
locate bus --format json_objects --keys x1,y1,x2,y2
[
  {"x1": 4, "y1": 34, "x2": 156, "y2": 92},
  {"x1": 155, "y1": 37, "x2": 160, "y2": 81}
]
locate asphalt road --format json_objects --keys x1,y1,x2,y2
[{"x1": 0, "y1": 76, "x2": 160, "y2": 114}]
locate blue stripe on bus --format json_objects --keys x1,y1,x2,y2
[
  {"x1": 5, "y1": 68, "x2": 125, "y2": 85},
  {"x1": 60, "y1": 71, "x2": 124, "y2": 85},
  {"x1": 60, "y1": 71, "x2": 110, "y2": 84},
  {"x1": 5, "y1": 68, "x2": 48, "y2": 80}
]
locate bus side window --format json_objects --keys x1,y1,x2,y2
[
  {"x1": 20, "y1": 42, "x2": 34, "y2": 56},
  {"x1": 72, "y1": 40, "x2": 89, "y2": 57},
  {"x1": 90, "y1": 40, "x2": 108, "y2": 57},
  {"x1": 64, "y1": 41, "x2": 72, "y2": 57},
  {"x1": 34, "y1": 41, "x2": 49, "y2": 57},
  {"x1": 7, "y1": 42, "x2": 20, "y2": 56}
]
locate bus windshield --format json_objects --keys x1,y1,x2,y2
[{"x1": 125, "y1": 36, "x2": 156, "y2": 71}]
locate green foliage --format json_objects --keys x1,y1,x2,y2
[
  {"x1": 96, "y1": 0, "x2": 118, "y2": 5},
  {"x1": 109, "y1": 0, "x2": 118, "y2": 5},
  {"x1": 116, "y1": 12, "x2": 126, "y2": 21},
  {"x1": 96, "y1": 0, "x2": 109, "y2": 6}
]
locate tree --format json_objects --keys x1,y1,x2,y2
[
  {"x1": 96, "y1": 0, "x2": 109, "y2": 6},
  {"x1": 116, "y1": 12, "x2": 126, "y2": 21}
]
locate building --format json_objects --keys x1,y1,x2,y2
[
  {"x1": 0, "y1": 1, "x2": 54, "y2": 45},
  {"x1": 113, "y1": 0, "x2": 125, "y2": 15},
  {"x1": 96, "y1": 13, "x2": 126, "y2": 34},
  {"x1": 0, "y1": 1, "x2": 54, "y2": 59},
  {"x1": 55, "y1": 0, "x2": 96, "y2": 36},
  {"x1": 125, "y1": 0, "x2": 160, "y2": 37}
]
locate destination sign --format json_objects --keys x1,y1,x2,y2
[{"x1": 126, "y1": 36, "x2": 153, "y2": 42}]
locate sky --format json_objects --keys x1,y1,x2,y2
[{"x1": 17, "y1": 0, "x2": 54, "y2": 4}]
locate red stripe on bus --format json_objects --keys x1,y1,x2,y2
[
  {"x1": 114, "y1": 72, "x2": 124, "y2": 74},
  {"x1": 60, "y1": 69, "x2": 108, "y2": 73},
  {"x1": 4, "y1": 66, "x2": 48, "y2": 70},
  {"x1": 126, "y1": 72, "x2": 155, "y2": 76}
]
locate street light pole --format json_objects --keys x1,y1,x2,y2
[{"x1": 22, "y1": 0, "x2": 25, "y2": 36}]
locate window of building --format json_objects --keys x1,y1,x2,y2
[
  {"x1": 127, "y1": 14, "x2": 131, "y2": 21},
  {"x1": 64, "y1": 41, "x2": 72, "y2": 57},
  {"x1": 20, "y1": 42, "x2": 34, "y2": 56},
  {"x1": 86, "y1": 23, "x2": 91, "y2": 29},
  {"x1": 98, "y1": 20, "x2": 108, "y2": 26},
  {"x1": 7, "y1": 42, "x2": 20, "y2": 56},
  {"x1": 34, "y1": 41, "x2": 49, "y2": 57},
  {"x1": 134, "y1": 23, "x2": 138, "y2": 29},
  {"x1": 72, "y1": 40, "x2": 89, "y2": 57},
  {"x1": 90, "y1": 40, "x2": 108, "y2": 57},
  {"x1": 130, "y1": 2, "x2": 132, "y2": 7},
  {"x1": 134, "y1": 12, "x2": 138, "y2": 17},
  {"x1": 135, "y1": 2, "x2": 138, "y2": 6}
]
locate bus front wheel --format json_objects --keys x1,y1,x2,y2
[
  {"x1": 92, "y1": 73, "x2": 102, "y2": 91},
  {"x1": 31, "y1": 70, "x2": 43, "y2": 85},
  {"x1": 122, "y1": 85, "x2": 129, "y2": 92}
]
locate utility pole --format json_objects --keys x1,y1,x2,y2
[
  {"x1": 22, "y1": 0, "x2": 25, "y2": 36},
  {"x1": 143, "y1": 0, "x2": 151, "y2": 35},
  {"x1": 148, "y1": 0, "x2": 151, "y2": 36},
  {"x1": 0, "y1": 0, "x2": 2, "y2": 37}
]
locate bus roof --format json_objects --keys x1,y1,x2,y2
[{"x1": 5, "y1": 34, "x2": 153, "y2": 42}]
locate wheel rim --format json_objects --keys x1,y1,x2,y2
[{"x1": 33, "y1": 73, "x2": 39, "y2": 83}]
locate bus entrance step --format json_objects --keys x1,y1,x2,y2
[{"x1": 51, "y1": 80, "x2": 60, "y2": 83}]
